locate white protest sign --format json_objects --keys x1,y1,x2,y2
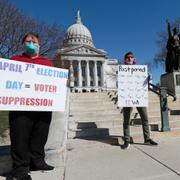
[
  {"x1": 0, "y1": 58, "x2": 68, "y2": 111},
  {"x1": 118, "y1": 65, "x2": 148, "y2": 107}
]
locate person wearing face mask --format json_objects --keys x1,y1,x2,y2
[
  {"x1": 121, "y1": 52, "x2": 158, "y2": 150},
  {"x1": 9, "y1": 32, "x2": 54, "y2": 180},
  {"x1": 124, "y1": 52, "x2": 136, "y2": 65}
]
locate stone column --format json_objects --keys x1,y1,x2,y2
[
  {"x1": 86, "y1": 60, "x2": 90, "y2": 87},
  {"x1": 69, "y1": 61, "x2": 74, "y2": 88},
  {"x1": 101, "y1": 61, "x2": 105, "y2": 87},
  {"x1": 78, "y1": 60, "x2": 82, "y2": 87},
  {"x1": 94, "y1": 61, "x2": 98, "y2": 86}
]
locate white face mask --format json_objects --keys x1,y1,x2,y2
[
  {"x1": 129, "y1": 58, "x2": 134, "y2": 65},
  {"x1": 127, "y1": 58, "x2": 134, "y2": 65}
]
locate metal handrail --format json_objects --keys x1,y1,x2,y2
[
  {"x1": 148, "y1": 80, "x2": 177, "y2": 131},
  {"x1": 148, "y1": 82, "x2": 176, "y2": 101}
]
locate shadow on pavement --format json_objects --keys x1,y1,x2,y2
[{"x1": 74, "y1": 122, "x2": 119, "y2": 146}]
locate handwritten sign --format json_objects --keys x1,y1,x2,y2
[
  {"x1": 118, "y1": 65, "x2": 148, "y2": 107},
  {"x1": 0, "y1": 58, "x2": 68, "y2": 111}
]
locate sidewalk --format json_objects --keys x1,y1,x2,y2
[
  {"x1": 64, "y1": 137, "x2": 180, "y2": 180},
  {"x1": 1, "y1": 136, "x2": 180, "y2": 179}
]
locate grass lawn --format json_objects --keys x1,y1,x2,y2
[{"x1": 0, "y1": 111, "x2": 9, "y2": 137}]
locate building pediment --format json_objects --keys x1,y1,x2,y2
[{"x1": 58, "y1": 45, "x2": 107, "y2": 57}]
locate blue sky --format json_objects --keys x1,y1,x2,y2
[{"x1": 12, "y1": 0, "x2": 180, "y2": 83}]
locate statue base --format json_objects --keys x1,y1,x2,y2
[{"x1": 161, "y1": 72, "x2": 180, "y2": 97}]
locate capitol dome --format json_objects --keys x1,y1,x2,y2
[{"x1": 63, "y1": 11, "x2": 94, "y2": 47}]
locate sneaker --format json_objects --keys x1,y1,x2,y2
[
  {"x1": 30, "y1": 163, "x2": 54, "y2": 171},
  {"x1": 144, "y1": 139, "x2": 158, "y2": 146},
  {"x1": 121, "y1": 141, "x2": 130, "y2": 150},
  {"x1": 13, "y1": 174, "x2": 32, "y2": 180}
]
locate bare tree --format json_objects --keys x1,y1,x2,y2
[
  {"x1": 0, "y1": 0, "x2": 64, "y2": 58},
  {"x1": 143, "y1": 60, "x2": 153, "y2": 72}
]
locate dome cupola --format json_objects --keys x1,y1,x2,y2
[{"x1": 63, "y1": 11, "x2": 94, "y2": 47}]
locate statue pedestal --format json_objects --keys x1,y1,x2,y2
[{"x1": 161, "y1": 72, "x2": 180, "y2": 97}]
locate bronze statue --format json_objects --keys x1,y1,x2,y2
[{"x1": 166, "y1": 20, "x2": 180, "y2": 73}]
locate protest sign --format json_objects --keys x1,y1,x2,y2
[
  {"x1": 0, "y1": 58, "x2": 68, "y2": 111},
  {"x1": 118, "y1": 65, "x2": 148, "y2": 107}
]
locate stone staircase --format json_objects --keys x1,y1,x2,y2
[{"x1": 68, "y1": 91, "x2": 180, "y2": 144}]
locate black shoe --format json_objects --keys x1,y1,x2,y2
[
  {"x1": 30, "y1": 163, "x2": 54, "y2": 171},
  {"x1": 144, "y1": 139, "x2": 158, "y2": 146},
  {"x1": 13, "y1": 174, "x2": 32, "y2": 180},
  {"x1": 121, "y1": 141, "x2": 130, "y2": 150}
]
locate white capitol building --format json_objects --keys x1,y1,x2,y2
[{"x1": 56, "y1": 11, "x2": 118, "y2": 92}]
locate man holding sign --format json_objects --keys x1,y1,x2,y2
[
  {"x1": 119, "y1": 52, "x2": 158, "y2": 150},
  {"x1": 9, "y1": 33, "x2": 54, "y2": 180}
]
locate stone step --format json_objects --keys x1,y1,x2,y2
[
  {"x1": 69, "y1": 120, "x2": 123, "y2": 130},
  {"x1": 70, "y1": 103, "x2": 117, "y2": 109},
  {"x1": 70, "y1": 110, "x2": 162, "y2": 121},
  {"x1": 70, "y1": 105, "x2": 163, "y2": 113},
  {"x1": 70, "y1": 98, "x2": 111, "y2": 103},
  {"x1": 69, "y1": 113, "x2": 180, "y2": 123},
  {"x1": 170, "y1": 115, "x2": 180, "y2": 121},
  {"x1": 169, "y1": 109, "x2": 180, "y2": 115},
  {"x1": 169, "y1": 119, "x2": 180, "y2": 128},
  {"x1": 68, "y1": 91, "x2": 180, "y2": 140},
  {"x1": 117, "y1": 104, "x2": 160, "y2": 109},
  {"x1": 134, "y1": 111, "x2": 161, "y2": 117},
  {"x1": 70, "y1": 102, "x2": 169, "y2": 113},
  {"x1": 70, "y1": 106, "x2": 118, "y2": 114},
  {"x1": 69, "y1": 121, "x2": 158, "y2": 130},
  {"x1": 69, "y1": 128, "x2": 180, "y2": 145},
  {"x1": 71, "y1": 93, "x2": 107, "y2": 96},
  {"x1": 69, "y1": 113, "x2": 166, "y2": 123},
  {"x1": 108, "y1": 125, "x2": 180, "y2": 137},
  {"x1": 69, "y1": 114, "x2": 122, "y2": 121},
  {"x1": 109, "y1": 95, "x2": 177, "y2": 103},
  {"x1": 69, "y1": 117, "x2": 180, "y2": 135},
  {"x1": 71, "y1": 98, "x2": 180, "y2": 107},
  {"x1": 68, "y1": 128, "x2": 110, "y2": 139},
  {"x1": 68, "y1": 125, "x2": 159, "y2": 139},
  {"x1": 67, "y1": 135, "x2": 154, "y2": 149},
  {"x1": 168, "y1": 105, "x2": 180, "y2": 109},
  {"x1": 147, "y1": 101, "x2": 162, "y2": 105},
  {"x1": 70, "y1": 115, "x2": 180, "y2": 131},
  {"x1": 69, "y1": 112, "x2": 162, "y2": 121},
  {"x1": 147, "y1": 94, "x2": 159, "y2": 98},
  {"x1": 69, "y1": 109, "x2": 121, "y2": 115},
  {"x1": 128, "y1": 128, "x2": 180, "y2": 143},
  {"x1": 170, "y1": 115, "x2": 180, "y2": 122},
  {"x1": 69, "y1": 110, "x2": 121, "y2": 116},
  {"x1": 111, "y1": 97, "x2": 160, "y2": 102},
  {"x1": 70, "y1": 101, "x2": 115, "y2": 106},
  {"x1": 70, "y1": 95, "x2": 108, "y2": 100}
]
